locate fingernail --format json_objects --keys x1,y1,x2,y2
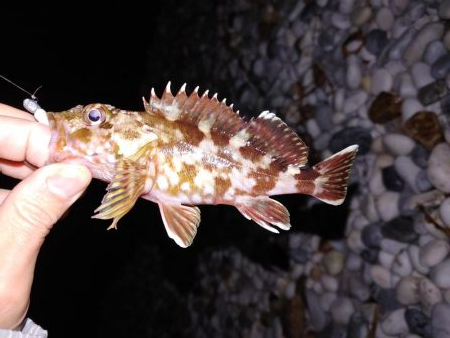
[{"x1": 47, "y1": 165, "x2": 91, "y2": 199}]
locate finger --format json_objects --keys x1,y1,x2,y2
[
  {"x1": 0, "y1": 188, "x2": 10, "y2": 205},
  {"x1": 0, "y1": 103, "x2": 35, "y2": 121},
  {"x1": 0, "y1": 164, "x2": 91, "y2": 329},
  {"x1": 0, "y1": 116, "x2": 50, "y2": 168},
  {"x1": 0, "y1": 159, "x2": 35, "y2": 179}
]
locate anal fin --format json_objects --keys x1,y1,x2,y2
[
  {"x1": 158, "y1": 203, "x2": 201, "y2": 248},
  {"x1": 235, "y1": 197, "x2": 291, "y2": 233}
]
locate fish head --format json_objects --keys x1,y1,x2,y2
[{"x1": 47, "y1": 103, "x2": 156, "y2": 180}]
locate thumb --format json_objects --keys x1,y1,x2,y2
[
  {"x1": 0, "y1": 163, "x2": 91, "y2": 329},
  {"x1": 0, "y1": 163, "x2": 92, "y2": 244}
]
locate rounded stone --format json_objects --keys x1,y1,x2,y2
[
  {"x1": 376, "y1": 191, "x2": 400, "y2": 222},
  {"x1": 439, "y1": 0, "x2": 450, "y2": 20},
  {"x1": 430, "y1": 258, "x2": 450, "y2": 288},
  {"x1": 431, "y1": 54, "x2": 450, "y2": 80},
  {"x1": 424, "y1": 41, "x2": 447, "y2": 65},
  {"x1": 329, "y1": 126, "x2": 372, "y2": 155},
  {"x1": 439, "y1": 197, "x2": 450, "y2": 227},
  {"x1": 383, "y1": 133, "x2": 415, "y2": 156},
  {"x1": 410, "y1": 144, "x2": 430, "y2": 169},
  {"x1": 381, "y1": 216, "x2": 418, "y2": 243},
  {"x1": 420, "y1": 239, "x2": 450, "y2": 267},
  {"x1": 368, "y1": 91, "x2": 402, "y2": 123},
  {"x1": 405, "y1": 308, "x2": 431, "y2": 337},
  {"x1": 392, "y1": 249, "x2": 413, "y2": 277},
  {"x1": 419, "y1": 277, "x2": 443, "y2": 311},
  {"x1": 330, "y1": 297, "x2": 354, "y2": 325},
  {"x1": 371, "y1": 68, "x2": 393, "y2": 95},
  {"x1": 403, "y1": 23, "x2": 445, "y2": 66},
  {"x1": 370, "y1": 265, "x2": 391, "y2": 288},
  {"x1": 394, "y1": 156, "x2": 421, "y2": 192},
  {"x1": 404, "y1": 111, "x2": 444, "y2": 151},
  {"x1": 411, "y1": 62, "x2": 434, "y2": 88},
  {"x1": 381, "y1": 308, "x2": 408, "y2": 335},
  {"x1": 427, "y1": 143, "x2": 450, "y2": 193},
  {"x1": 376, "y1": 7, "x2": 394, "y2": 31},
  {"x1": 401, "y1": 98, "x2": 424, "y2": 121},
  {"x1": 365, "y1": 29, "x2": 388, "y2": 56},
  {"x1": 431, "y1": 303, "x2": 450, "y2": 338},
  {"x1": 361, "y1": 223, "x2": 383, "y2": 249},
  {"x1": 395, "y1": 276, "x2": 420, "y2": 305},
  {"x1": 322, "y1": 250, "x2": 345, "y2": 276},
  {"x1": 382, "y1": 165, "x2": 405, "y2": 192}
]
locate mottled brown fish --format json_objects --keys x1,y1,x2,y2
[{"x1": 46, "y1": 83, "x2": 358, "y2": 247}]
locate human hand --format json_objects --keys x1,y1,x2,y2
[{"x1": 0, "y1": 104, "x2": 92, "y2": 329}]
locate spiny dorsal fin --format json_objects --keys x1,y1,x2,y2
[
  {"x1": 246, "y1": 111, "x2": 309, "y2": 167},
  {"x1": 143, "y1": 82, "x2": 245, "y2": 136},
  {"x1": 143, "y1": 83, "x2": 309, "y2": 167}
]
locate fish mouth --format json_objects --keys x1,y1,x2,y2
[{"x1": 47, "y1": 113, "x2": 69, "y2": 163}]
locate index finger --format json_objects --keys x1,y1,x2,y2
[
  {"x1": 0, "y1": 103, "x2": 36, "y2": 121},
  {"x1": 0, "y1": 115, "x2": 50, "y2": 168}
]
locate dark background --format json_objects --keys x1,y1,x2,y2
[{"x1": 0, "y1": 1, "x2": 351, "y2": 337}]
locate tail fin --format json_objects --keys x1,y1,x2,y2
[{"x1": 312, "y1": 145, "x2": 358, "y2": 205}]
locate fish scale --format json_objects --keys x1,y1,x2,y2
[{"x1": 46, "y1": 82, "x2": 358, "y2": 247}]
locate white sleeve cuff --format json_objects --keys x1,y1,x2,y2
[{"x1": 0, "y1": 319, "x2": 47, "y2": 338}]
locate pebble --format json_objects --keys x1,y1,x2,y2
[
  {"x1": 379, "y1": 250, "x2": 394, "y2": 269},
  {"x1": 361, "y1": 223, "x2": 383, "y2": 249},
  {"x1": 361, "y1": 248, "x2": 379, "y2": 264},
  {"x1": 408, "y1": 244, "x2": 430, "y2": 275},
  {"x1": 427, "y1": 143, "x2": 450, "y2": 193},
  {"x1": 346, "y1": 55, "x2": 362, "y2": 89},
  {"x1": 370, "y1": 265, "x2": 391, "y2": 288},
  {"x1": 416, "y1": 169, "x2": 433, "y2": 192},
  {"x1": 314, "y1": 104, "x2": 334, "y2": 131},
  {"x1": 350, "y1": 6, "x2": 373, "y2": 26},
  {"x1": 432, "y1": 303, "x2": 450, "y2": 338},
  {"x1": 395, "y1": 276, "x2": 420, "y2": 305},
  {"x1": 349, "y1": 275, "x2": 371, "y2": 301},
  {"x1": 405, "y1": 308, "x2": 432, "y2": 337},
  {"x1": 383, "y1": 133, "x2": 416, "y2": 156},
  {"x1": 430, "y1": 258, "x2": 450, "y2": 288},
  {"x1": 368, "y1": 91, "x2": 402, "y2": 123},
  {"x1": 382, "y1": 165, "x2": 405, "y2": 192},
  {"x1": 381, "y1": 216, "x2": 418, "y2": 244},
  {"x1": 376, "y1": 191, "x2": 400, "y2": 222},
  {"x1": 322, "y1": 251, "x2": 345, "y2": 276},
  {"x1": 381, "y1": 308, "x2": 409, "y2": 335},
  {"x1": 439, "y1": 197, "x2": 450, "y2": 228},
  {"x1": 403, "y1": 22, "x2": 445, "y2": 66},
  {"x1": 370, "y1": 68, "x2": 393, "y2": 95},
  {"x1": 411, "y1": 62, "x2": 435, "y2": 88},
  {"x1": 399, "y1": 73, "x2": 417, "y2": 98},
  {"x1": 410, "y1": 144, "x2": 430, "y2": 169},
  {"x1": 328, "y1": 126, "x2": 372, "y2": 155},
  {"x1": 419, "y1": 277, "x2": 443, "y2": 312},
  {"x1": 330, "y1": 297, "x2": 354, "y2": 325},
  {"x1": 376, "y1": 7, "x2": 394, "y2": 31},
  {"x1": 420, "y1": 240, "x2": 450, "y2": 268},
  {"x1": 394, "y1": 156, "x2": 421, "y2": 192},
  {"x1": 401, "y1": 97, "x2": 424, "y2": 121},
  {"x1": 439, "y1": 0, "x2": 450, "y2": 19},
  {"x1": 343, "y1": 90, "x2": 368, "y2": 114},
  {"x1": 418, "y1": 79, "x2": 448, "y2": 106},
  {"x1": 389, "y1": 27, "x2": 416, "y2": 60},
  {"x1": 365, "y1": 29, "x2": 388, "y2": 56},
  {"x1": 392, "y1": 249, "x2": 413, "y2": 277},
  {"x1": 431, "y1": 54, "x2": 450, "y2": 80},
  {"x1": 424, "y1": 41, "x2": 447, "y2": 65},
  {"x1": 404, "y1": 111, "x2": 444, "y2": 151},
  {"x1": 373, "y1": 287, "x2": 403, "y2": 314}
]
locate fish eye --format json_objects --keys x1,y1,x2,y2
[{"x1": 84, "y1": 107, "x2": 106, "y2": 125}]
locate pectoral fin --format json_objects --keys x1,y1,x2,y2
[
  {"x1": 158, "y1": 203, "x2": 201, "y2": 248},
  {"x1": 93, "y1": 159, "x2": 150, "y2": 229}
]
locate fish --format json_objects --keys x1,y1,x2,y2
[{"x1": 45, "y1": 82, "x2": 358, "y2": 247}]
